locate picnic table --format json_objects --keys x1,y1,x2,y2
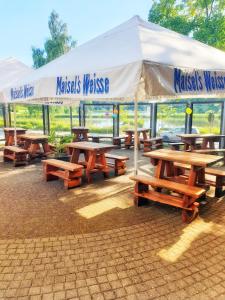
[
  {"x1": 71, "y1": 127, "x2": 89, "y2": 142},
  {"x1": 177, "y1": 134, "x2": 225, "y2": 151},
  {"x1": 143, "y1": 148, "x2": 222, "y2": 187},
  {"x1": 4, "y1": 127, "x2": 27, "y2": 146},
  {"x1": 67, "y1": 141, "x2": 115, "y2": 182},
  {"x1": 124, "y1": 128, "x2": 150, "y2": 149},
  {"x1": 18, "y1": 133, "x2": 51, "y2": 159}
]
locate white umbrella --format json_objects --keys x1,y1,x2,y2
[{"x1": 0, "y1": 57, "x2": 32, "y2": 145}]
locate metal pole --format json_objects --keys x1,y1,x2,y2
[
  {"x1": 151, "y1": 103, "x2": 157, "y2": 137},
  {"x1": 220, "y1": 101, "x2": 225, "y2": 148},
  {"x1": 70, "y1": 107, "x2": 73, "y2": 132},
  {"x1": 117, "y1": 104, "x2": 120, "y2": 137},
  {"x1": 13, "y1": 104, "x2": 17, "y2": 146},
  {"x1": 2, "y1": 104, "x2": 6, "y2": 127},
  {"x1": 42, "y1": 105, "x2": 46, "y2": 134},
  {"x1": 134, "y1": 97, "x2": 138, "y2": 175}
]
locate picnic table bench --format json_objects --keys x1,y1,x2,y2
[
  {"x1": 67, "y1": 142, "x2": 115, "y2": 183},
  {"x1": 18, "y1": 133, "x2": 52, "y2": 160},
  {"x1": 143, "y1": 137, "x2": 163, "y2": 152},
  {"x1": 193, "y1": 148, "x2": 225, "y2": 163},
  {"x1": 112, "y1": 136, "x2": 126, "y2": 148},
  {"x1": 174, "y1": 162, "x2": 225, "y2": 197},
  {"x1": 88, "y1": 135, "x2": 112, "y2": 143},
  {"x1": 3, "y1": 128, "x2": 27, "y2": 146},
  {"x1": 124, "y1": 128, "x2": 150, "y2": 149},
  {"x1": 43, "y1": 159, "x2": 83, "y2": 189},
  {"x1": 105, "y1": 153, "x2": 129, "y2": 175},
  {"x1": 72, "y1": 127, "x2": 89, "y2": 142},
  {"x1": 177, "y1": 134, "x2": 225, "y2": 151},
  {"x1": 3, "y1": 146, "x2": 28, "y2": 166},
  {"x1": 130, "y1": 175, "x2": 204, "y2": 222}
]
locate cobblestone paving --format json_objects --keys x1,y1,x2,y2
[{"x1": 0, "y1": 150, "x2": 225, "y2": 299}]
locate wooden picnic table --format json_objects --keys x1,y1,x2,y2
[
  {"x1": 71, "y1": 127, "x2": 89, "y2": 142},
  {"x1": 177, "y1": 133, "x2": 225, "y2": 151},
  {"x1": 67, "y1": 141, "x2": 115, "y2": 182},
  {"x1": 124, "y1": 128, "x2": 150, "y2": 149},
  {"x1": 144, "y1": 148, "x2": 222, "y2": 187},
  {"x1": 18, "y1": 133, "x2": 51, "y2": 159},
  {"x1": 4, "y1": 127, "x2": 27, "y2": 146}
]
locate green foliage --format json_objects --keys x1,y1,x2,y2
[
  {"x1": 48, "y1": 129, "x2": 73, "y2": 156},
  {"x1": 148, "y1": 0, "x2": 225, "y2": 50},
  {"x1": 32, "y1": 10, "x2": 76, "y2": 68},
  {"x1": 148, "y1": 0, "x2": 193, "y2": 35}
]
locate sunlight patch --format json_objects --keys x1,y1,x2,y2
[
  {"x1": 157, "y1": 219, "x2": 215, "y2": 263},
  {"x1": 76, "y1": 197, "x2": 131, "y2": 219}
]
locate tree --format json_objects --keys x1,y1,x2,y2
[
  {"x1": 148, "y1": 0, "x2": 193, "y2": 35},
  {"x1": 32, "y1": 10, "x2": 76, "y2": 68},
  {"x1": 148, "y1": 0, "x2": 225, "y2": 51}
]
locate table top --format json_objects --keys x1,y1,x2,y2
[
  {"x1": 18, "y1": 134, "x2": 49, "y2": 141},
  {"x1": 177, "y1": 133, "x2": 225, "y2": 139},
  {"x1": 143, "y1": 149, "x2": 223, "y2": 167},
  {"x1": 72, "y1": 127, "x2": 89, "y2": 132},
  {"x1": 67, "y1": 141, "x2": 115, "y2": 151},
  {"x1": 4, "y1": 127, "x2": 26, "y2": 132},
  {"x1": 125, "y1": 128, "x2": 150, "y2": 133}
]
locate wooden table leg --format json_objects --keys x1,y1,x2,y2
[
  {"x1": 42, "y1": 142, "x2": 51, "y2": 154},
  {"x1": 165, "y1": 161, "x2": 174, "y2": 178},
  {"x1": 125, "y1": 133, "x2": 132, "y2": 148},
  {"x1": 142, "y1": 131, "x2": 148, "y2": 141},
  {"x1": 197, "y1": 167, "x2": 205, "y2": 186},
  {"x1": 71, "y1": 148, "x2": 80, "y2": 163},
  {"x1": 187, "y1": 166, "x2": 198, "y2": 186},
  {"x1": 83, "y1": 132, "x2": 88, "y2": 141},
  {"x1": 188, "y1": 166, "x2": 205, "y2": 186},
  {"x1": 154, "y1": 159, "x2": 166, "y2": 179},
  {"x1": 86, "y1": 152, "x2": 96, "y2": 183},
  {"x1": 209, "y1": 140, "x2": 215, "y2": 149},
  {"x1": 201, "y1": 138, "x2": 208, "y2": 149},
  {"x1": 99, "y1": 153, "x2": 109, "y2": 178}
]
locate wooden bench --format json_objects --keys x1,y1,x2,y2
[
  {"x1": 169, "y1": 141, "x2": 202, "y2": 151},
  {"x1": 130, "y1": 175, "x2": 205, "y2": 223},
  {"x1": 3, "y1": 146, "x2": 28, "y2": 166},
  {"x1": 193, "y1": 149, "x2": 225, "y2": 164},
  {"x1": 169, "y1": 142, "x2": 185, "y2": 151},
  {"x1": 88, "y1": 135, "x2": 112, "y2": 143},
  {"x1": 105, "y1": 153, "x2": 129, "y2": 176},
  {"x1": 112, "y1": 136, "x2": 126, "y2": 148},
  {"x1": 143, "y1": 137, "x2": 163, "y2": 152},
  {"x1": 43, "y1": 159, "x2": 83, "y2": 189},
  {"x1": 174, "y1": 162, "x2": 225, "y2": 197}
]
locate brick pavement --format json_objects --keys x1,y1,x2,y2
[{"x1": 0, "y1": 150, "x2": 225, "y2": 299}]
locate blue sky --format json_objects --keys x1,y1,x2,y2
[{"x1": 0, "y1": 0, "x2": 152, "y2": 67}]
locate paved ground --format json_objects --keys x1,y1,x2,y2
[{"x1": 0, "y1": 148, "x2": 225, "y2": 299}]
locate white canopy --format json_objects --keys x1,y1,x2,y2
[
  {"x1": 1, "y1": 15, "x2": 225, "y2": 104},
  {"x1": 0, "y1": 57, "x2": 32, "y2": 91}
]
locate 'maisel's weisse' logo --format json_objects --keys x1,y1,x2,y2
[
  {"x1": 11, "y1": 85, "x2": 34, "y2": 100},
  {"x1": 56, "y1": 73, "x2": 110, "y2": 96},
  {"x1": 174, "y1": 68, "x2": 225, "y2": 93}
]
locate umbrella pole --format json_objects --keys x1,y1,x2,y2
[
  {"x1": 134, "y1": 97, "x2": 138, "y2": 175},
  {"x1": 13, "y1": 103, "x2": 17, "y2": 146}
]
